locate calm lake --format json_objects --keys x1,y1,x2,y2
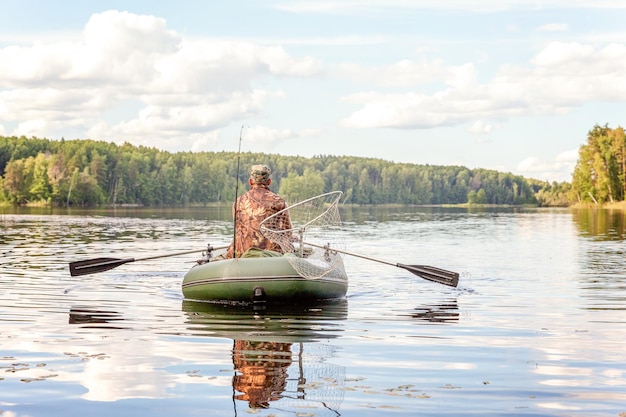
[{"x1": 1, "y1": 205, "x2": 625, "y2": 416}]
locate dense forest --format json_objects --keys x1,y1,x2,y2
[
  {"x1": 0, "y1": 136, "x2": 570, "y2": 207},
  {"x1": 570, "y1": 124, "x2": 626, "y2": 204}
]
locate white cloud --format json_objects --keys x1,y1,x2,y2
[
  {"x1": 14, "y1": 119, "x2": 49, "y2": 138},
  {"x1": 467, "y1": 120, "x2": 499, "y2": 135},
  {"x1": 0, "y1": 10, "x2": 322, "y2": 148},
  {"x1": 336, "y1": 58, "x2": 449, "y2": 86},
  {"x1": 0, "y1": 87, "x2": 112, "y2": 122},
  {"x1": 341, "y1": 41, "x2": 626, "y2": 129},
  {"x1": 85, "y1": 90, "x2": 277, "y2": 150},
  {"x1": 0, "y1": 11, "x2": 180, "y2": 89},
  {"x1": 538, "y1": 23, "x2": 569, "y2": 32},
  {"x1": 239, "y1": 125, "x2": 321, "y2": 153},
  {"x1": 245, "y1": 125, "x2": 294, "y2": 144},
  {"x1": 189, "y1": 130, "x2": 222, "y2": 152},
  {"x1": 530, "y1": 41, "x2": 594, "y2": 68},
  {"x1": 516, "y1": 149, "x2": 579, "y2": 182},
  {"x1": 556, "y1": 148, "x2": 579, "y2": 162}
]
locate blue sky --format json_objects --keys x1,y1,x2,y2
[{"x1": 1, "y1": 1, "x2": 625, "y2": 182}]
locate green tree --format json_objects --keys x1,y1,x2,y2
[
  {"x1": 279, "y1": 170, "x2": 325, "y2": 202},
  {"x1": 570, "y1": 124, "x2": 626, "y2": 204},
  {"x1": 47, "y1": 153, "x2": 69, "y2": 205},
  {"x1": 71, "y1": 167, "x2": 105, "y2": 205},
  {"x1": 2, "y1": 159, "x2": 29, "y2": 204},
  {"x1": 467, "y1": 188, "x2": 487, "y2": 204},
  {"x1": 28, "y1": 153, "x2": 52, "y2": 202}
]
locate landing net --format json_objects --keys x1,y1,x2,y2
[{"x1": 260, "y1": 191, "x2": 346, "y2": 280}]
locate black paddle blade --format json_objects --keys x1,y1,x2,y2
[
  {"x1": 397, "y1": 263, "x2": 459, "y2": 287},
  {"x1": 69, "y1": 257, "x2": 134, "y2": 277}
]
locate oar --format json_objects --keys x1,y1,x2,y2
[
  {"x1": 69, "y1": 245, "x2": 229, "y2": 277},
  {"x1": 303, "y1": 242, "x2": 459, "y2": 287}
]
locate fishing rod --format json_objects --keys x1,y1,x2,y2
[{"x1": 233, "y1": 125, "x2": 246, "y2": 258}]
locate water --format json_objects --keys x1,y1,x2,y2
[{"x1": 1, "y1": 206, "x2": 625, "y2": 416}]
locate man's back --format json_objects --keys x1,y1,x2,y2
[{"x1": 227, "y1": 185, "x2": 288, "y2": 257}]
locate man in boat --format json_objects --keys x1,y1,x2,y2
[{"x1": 223, "y1": 164, "x2": 292, "y2": 258}]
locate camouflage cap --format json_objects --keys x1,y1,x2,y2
[{"x1": 249, "y1": 164, "x2": 271, "y2": 183}]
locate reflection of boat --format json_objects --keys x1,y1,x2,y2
[
  {"x1": 182, "y1": 298, "x2": 348, "y2": 343},
  {"x1": 232, "y1": 339, "x2": 344, "y2": 415},
  {"x1": 183, "y1": 300, "x2": 347, "y2": 414},
  {"x1": 182, "y1": 255, "x2": 348, "y2": 303}
]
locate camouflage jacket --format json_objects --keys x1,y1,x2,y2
[{"x1": 225, "y1": 184, "x2": 290, "y2": 258}]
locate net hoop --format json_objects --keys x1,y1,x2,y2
[{"x1": 260, "y1": 191, "x2": 345, "y2": 279}]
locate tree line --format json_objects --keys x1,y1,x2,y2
[{"x1": 0, "y1": 136, "x2": 569, "y2": 207}]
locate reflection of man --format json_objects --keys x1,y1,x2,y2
[
  {"x1": 225, "y1": 164, "x2": 291, "y2": 258},
  {"x1": 232, "y1": 340, "x2": 293, "y2": 409}
]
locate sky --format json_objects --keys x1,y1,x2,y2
[{"x1": 1, "y1": 1, "x2": 625, "y2": 182}]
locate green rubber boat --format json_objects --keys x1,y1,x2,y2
[
  {"x1": 183, "y1": 191, "x2": 350, "y2": 303},
  {"x1": 182, "y1": 252, "x2": 348, "y2": 303}
]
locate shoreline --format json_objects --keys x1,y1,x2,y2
[{"x1": 6, "y1": 200, "x2": 626, "y2": 210}]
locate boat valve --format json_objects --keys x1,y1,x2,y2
[{"x1": 252, "y1": 287, "x2": 267, "y2": 302}]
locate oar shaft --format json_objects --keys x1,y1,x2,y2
[
  {"x1": 303, "y1": 241, "x2": 397, "y2": 267},
  {"x1": 113, "y1": 245, "x2": 230, "y2": 263},
  {"x1": 132, "y1": 248, "x2": 223, "y2": 262},
  {"x1": 303, "y1": 241, "x2": 459, "y2": 287},
  {"x1": 132, "y1": 244, "x2": 230, "y2": 262}
]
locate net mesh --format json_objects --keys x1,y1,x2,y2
[{"x1": 260, "y1": 191, "x2": 346, "y2": 280}]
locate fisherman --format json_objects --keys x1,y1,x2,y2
[{"x1": 224, "y1": 164, "x2": 291, "y2": 258}]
